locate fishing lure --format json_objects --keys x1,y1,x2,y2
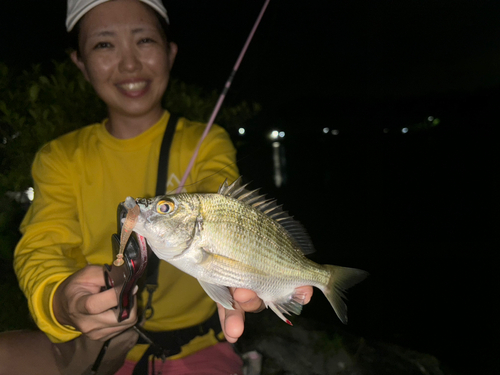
[{"x1": 114, "y1": 198, "x2": 140, "y2": 267}]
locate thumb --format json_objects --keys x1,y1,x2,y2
[
  {"x1": 217, "y1": 301, "x2": 245, "y2": 344},
  {"x1": 76, "y1": 287, "x2": 118, "y2": 315}
]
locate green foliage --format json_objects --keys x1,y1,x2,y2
[
  {"x1": 0, "y1": 196, "x2": 25, "y2": 261},
  {"x1": 0, "y1": 262, "x2": 36, "y2": 331},
  {"x1": 0, "y1": 60, "x2": 107, "y2": 194}
]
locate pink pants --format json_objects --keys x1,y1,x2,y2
[{"x1": 115, "y1": 342, "x2": 243, "y2": 375}]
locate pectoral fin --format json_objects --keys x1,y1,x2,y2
[{"x1": 199, "y1": 280, "x2": 234, "y2": 310}]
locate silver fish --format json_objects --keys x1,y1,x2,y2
[{"x1": 128, "y1": 178, "x2": 367, "y2": 325}]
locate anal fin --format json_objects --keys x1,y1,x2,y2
[
  {"x1": 267, "y1": 302, "x2": 293, "y2": 326},
  {"x1": 265, "y1": 289, "x2": 307, "y2": 326}
]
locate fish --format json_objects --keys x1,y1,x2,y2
[{"x1": 127, "y1": 177, "x2": 368, "y2": 325}]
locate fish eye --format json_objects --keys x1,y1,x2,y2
[{"x1": 156, "y1": 200, "x2": 175, "y2": 214}]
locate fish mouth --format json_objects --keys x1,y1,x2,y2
[
  {"x1": 131, "y1": 197, "x2": 155, "y2": 228},
  {"x1": 135, "y1": 197, "x2": 155, "y2": 208}
]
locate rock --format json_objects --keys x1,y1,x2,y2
[{"x1": 237, "y1": 311, "x2": 450, "y2": 375}]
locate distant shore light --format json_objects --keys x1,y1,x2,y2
[
  {"x1": 323, "y1": 127, "x2": 330, "y2": 134},
  {"x1": 26, "y1": 187, "x2": 34, "y2": 201},
  {"x1": 331, "y1": 129, "x2": 339, "y2": 135},
  {"x1": 402, "y1": 127, "x2": 409, "y2": 134},
  {"x1": 238, "y1": 127, "x2": 245, "y2": 135}
]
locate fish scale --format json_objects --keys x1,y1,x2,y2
[
  {"x1": 131, "y1": 178, "x2": 368, "y2": 325},
  {"x1": 201, "y1": 196, "x2": 302, "y2": 263}
]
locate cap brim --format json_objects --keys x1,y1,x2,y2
[{"x1": 66, "y1": 0, "x2": 169, "y2": 32}]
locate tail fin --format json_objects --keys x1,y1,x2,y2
[{"x1": 322, "y1": 265, "x2": 368, "y2": 324}]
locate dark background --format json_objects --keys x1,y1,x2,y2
[{"x1": 1, "y1": 0, "x2": 498, "y2": 373}]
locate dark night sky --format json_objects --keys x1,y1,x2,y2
[
  {"x1": 1, "y1": 1, "x2": 498, "y2": 373},
  {"x1": 2, "y1": 0, "x2": 500, "y2": 104}
]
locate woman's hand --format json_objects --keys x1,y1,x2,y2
[
  {"x1": 53, "y1": 265, "x2": 137, "y2": 341},
  {"x1": 217, "y1": 286, "x2": 313, "y2": 343}
]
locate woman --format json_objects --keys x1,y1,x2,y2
[{"x1": 0, "y1": 1, "x2": 313, "y2": 374}]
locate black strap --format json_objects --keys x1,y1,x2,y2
[
  {"x1": 155, "y1": 114, "x2": 179, "y2": 197},
  {"x1": 143, "y1": 114, "x2": 179, "y2": 321}
]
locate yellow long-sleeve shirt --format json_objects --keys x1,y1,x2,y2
[{"x1": 14, "y1": 110, "x2": 239, "y2": 360}]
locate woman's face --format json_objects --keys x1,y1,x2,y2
[{"x1": 71, "y1": 0, "x2": 177, "y2": 121}]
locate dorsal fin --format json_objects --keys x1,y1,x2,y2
[{"x1": 218, "y1": 177, "x2": 316, "y2": 255}]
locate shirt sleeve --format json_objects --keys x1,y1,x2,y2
[{"x1": 14, "y1": 142, "x2": 87, "y2": 343}]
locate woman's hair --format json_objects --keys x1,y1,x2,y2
[{"x1": 68, "y1": 2, "x2": 173, "y2": 57}]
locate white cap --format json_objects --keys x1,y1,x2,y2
[{"x1": 66, "y1": 0, "x2": 169, "y2": 31}]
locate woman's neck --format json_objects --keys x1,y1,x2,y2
[{"x1": 106, "y1": 108, "x2": 165, "y2": 139}]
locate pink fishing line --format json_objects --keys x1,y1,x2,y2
[{"x1": 176, "y1": 0, "x2": 271, "y2": 193}]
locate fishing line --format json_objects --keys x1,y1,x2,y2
[{"x1": 176, "y1": 0, "x2": 271, "y2": 193}]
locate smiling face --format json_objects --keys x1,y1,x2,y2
[{"x1": 71, "y1": 0, "x2": 177, "y2": 131}]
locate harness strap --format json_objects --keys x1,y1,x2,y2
[
  {"x1": 133, "y1": 311, "x2": 222, "y2": 374},
  {"x1": 143, "y1": 113, "x2": 179, "y2": 321}
]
